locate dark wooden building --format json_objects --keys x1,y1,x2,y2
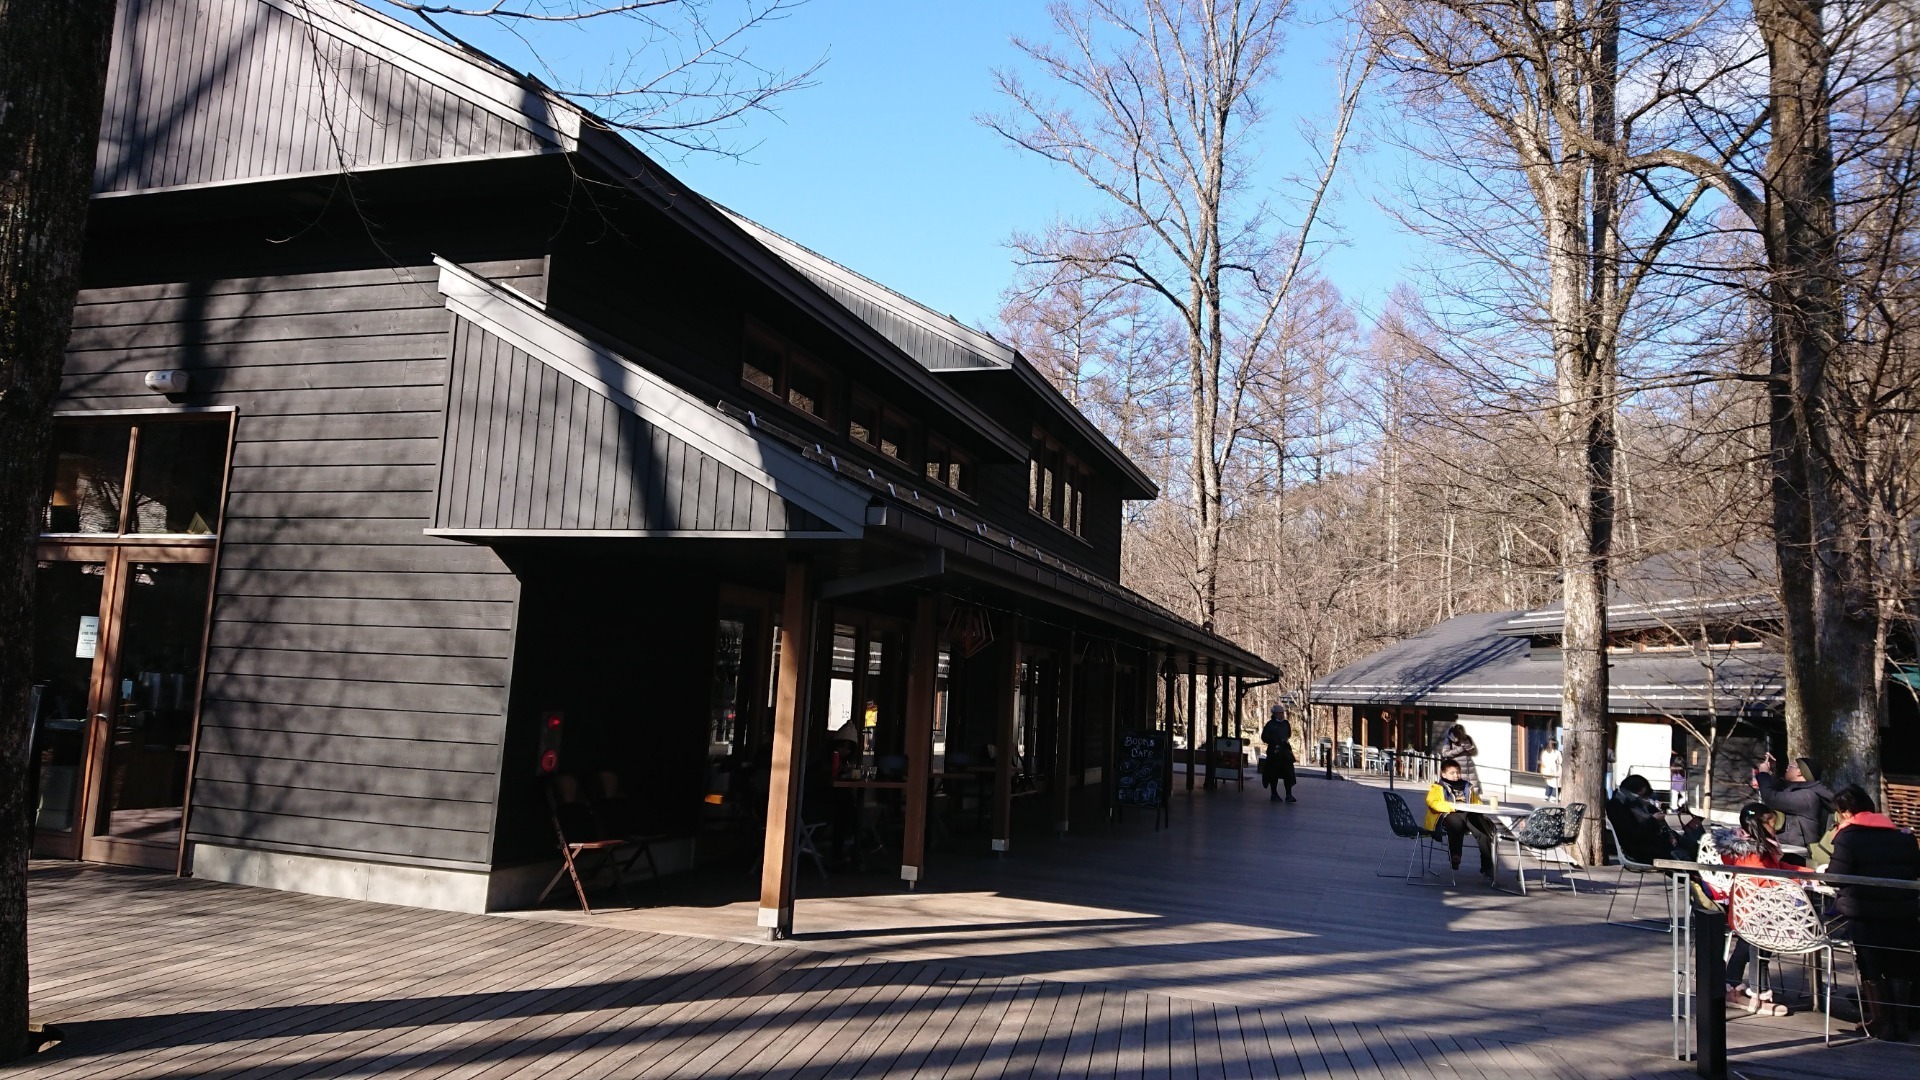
[{"x1": 29, "y1": 0, "x2": 1274, "y2": 928}]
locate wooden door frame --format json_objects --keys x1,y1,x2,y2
[
  {"x1": 28, "y1": 544, "x2": 119, "y2": 860},
  {"x1": 69, "y1": 544, "x2": 217, "y2": 871},
  {"x1": 35, "y1": 407, "x2": 234, "y2": 873}
]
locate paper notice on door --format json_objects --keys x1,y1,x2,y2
[{"x1": 75, "y1": 615, "x2": 99, "y2": 659}]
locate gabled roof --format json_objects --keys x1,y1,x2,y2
[
  {"x1": 1311, "y1": 610, "x2": 1783, "y2": 718},
  {"x1": 94, "y1": 0, "x2": 1028, "y2": 465},
  {"x1": 1499, "y1": 547, "x2": 1779, "y2": 636},
  {"x1": 722, "y1": 211, "x2": 1159, "y2": 499}
]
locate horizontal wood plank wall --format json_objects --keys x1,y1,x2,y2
[
  {"x1": 95, "y1": 0, "x2": 553, "y2": 195},
  {"x1": 61, "y1": 261, "x2": 544, "y2": 871},
  {"x1": 434, "y1": 319, "x2": 832, "y2": 534}
]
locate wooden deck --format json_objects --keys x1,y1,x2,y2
[{"x1": 20, "y1": 774, "x2": 1917, "y2": 1078}]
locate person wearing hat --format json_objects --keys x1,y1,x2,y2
[
  {"x1": 1260, "y1": 704, "x2": 1298, "y2": 803},
  {"x1": 1752, "y1": 753, "x2": 1833, "y2": 862}
]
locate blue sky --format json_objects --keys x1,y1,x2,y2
[{"x1": 410, "y1": 0, "x2": 1425, "y2": 330}]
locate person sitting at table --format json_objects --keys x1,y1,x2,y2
[
  {"x1": 1608, "y1": 775, "x2": 1702, "y2": 862},
  {"x1": 1713, "y1": 802, "x2": 1804, "y2": 1017},
  {"x1": 1424, "y1": 759, "x2": 1493, "y2": 879},
  {"x1": 1827, "y1": 784, "x2": 1919, "y2": 1041}
]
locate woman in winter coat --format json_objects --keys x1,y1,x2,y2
[
  {"x1": 1827, "y1": 784, "x2": 1920, "y2": 1040},
  {"x1": 1752, "y1": 754, "x2": 1833, "y2": 859},
  {"x1": 1437, "y1": 725, "x2": 1479, "y2": 794},
  {"x1": 1712, "y1": 803, "x2": 1803, "y2": 1017}
]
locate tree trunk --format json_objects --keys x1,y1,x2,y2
[
  {"x1": 0, "y1": 0, "x2": 118, "y2": 1061},
  {"x1": 1755, "y1": 0, "x2": 1881, "y2": 788}
]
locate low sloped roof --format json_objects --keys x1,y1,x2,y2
[
  {"x1": 720, "y1": 210, "x2": 1159, "y2": 499},
  {"x1": 1311, "y1": 610, "x2": 1782, "y2": 718},
  {"x1": 1501, "y1": 548, "x2": 1779, "y2": 635}
]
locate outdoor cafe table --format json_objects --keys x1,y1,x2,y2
[{"x1": 1450, "y1": 803, "x2": 1535, "y2": 893}]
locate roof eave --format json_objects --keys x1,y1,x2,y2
[{"x1": 571, "y1": 128, "x2": 1029, "y2": 464}]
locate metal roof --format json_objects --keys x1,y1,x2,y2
[
  {"x1": 719, "y1": 210, "x2": 1159, "y2": 500},
  {"x1": 1499, "y1": 548, "x2": 1780, "y2": 635},
  {"x1": 1311, "y1": 611, "x2": 1783, "y2": 718}
]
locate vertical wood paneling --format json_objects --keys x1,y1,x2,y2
[
  {"x1": 95, "y1": 0, "x2": 554, "y2": 195},
  {"x1": 433, "y1": 318, "x2": 843, "y2": 536}
]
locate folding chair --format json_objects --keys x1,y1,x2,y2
[
  {"x1": 1378, "y1": 791, "x2": 1449, "y2": 885},
  {"x1": 538, "y1": 775, "x2": 634, "y2": 915},
  {"x1": 589, "y1": 771, "x2": 665, "y2": 882},
  {"x1": 1603, "y1": 814, "x2": 1671, "y2": 932}
]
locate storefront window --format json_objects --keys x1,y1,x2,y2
[
  {"x1": 709, "y1": 617, "x2": 747, "y2": 752},
  {"x1": 45, "y1": 425, "x2": 130, "y2": 533},
  {"x1": 43, "y1": 417, "x2": 228, "y2": 537},
  {"x1": 129, "y1": 422, "x2": 227, "y2": 534}
]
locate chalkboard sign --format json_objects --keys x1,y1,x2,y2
[{"x1": 1114, "y1": 729, "x2": 1168, "y2": 808}]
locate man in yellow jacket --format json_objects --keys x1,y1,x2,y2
[{"x1": 1426, "y1": 759, "x2": 1494, "y2": 879}]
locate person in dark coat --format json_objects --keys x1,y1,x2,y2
[
  {"x1": 1826, "y1": 784, "x2": 1919, "y2": 1040},
  {"x1": 1260, "y1": 705, "x2": 1297, "y2": 803},
  {"x1": 1607, "y1": 775, "x2": 1702, "y2": 862},
  {"x1": 1752, "y1": 754, "x2": 1833, "y2": 860},
  {"x1": 1437, "y1": 725, "x2": 1479, "y2": 795}
]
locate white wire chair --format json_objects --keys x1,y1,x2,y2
[
  {"x1": 1728, "y1": 875, "x2": 1853, "y2": 1044},
  {"x1": 1603, "y1": 814, "x2": 1672, "y2": 932}
]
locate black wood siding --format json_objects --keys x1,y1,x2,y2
[
  {"x1": 96, "y1": 0, "x2": 555, "y2": 196},
  {"x1": 61, "y1": 261, "x2": 542, "y2": 870},
  {"x1": 435, "y1": 318, "x2": 830, "y2": 534}
]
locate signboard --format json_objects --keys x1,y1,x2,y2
[
  {"x1": 74, "y1": 616, "x2": 99, "y2": 659},
  {"x1": 1114, "y1": 728, "x2": 1168, "y2": 808}
]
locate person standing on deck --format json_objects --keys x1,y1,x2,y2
[
  {"x1": 1539, "y1": 740, "x2": 1562, "y2": 801},
  {"x1": 1260, "y1": 705, "x2": 1298, "y2": 803},
  {"x1": 1438, "y1": 725, "x2": 1480, "y2": 797}
]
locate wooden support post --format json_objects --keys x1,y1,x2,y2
[
  {"x1": 1053, "y1": 632, "x2": 1077, "y2": 835},
  {"x1": 900, "y1": 594, "x2": 937, "y2": 888},
  {"x1": 1203, "y1": 661, "x2": 1218, "y2": 791},
  {"x1": 1161, "y1": 657, "x2": 1176, "y2": 815},
  {"x1": 758, "y1": 558, "x2": 813, "y2": 939},
  {"x1": 991, "y1": 633, "x2": 1019, "y2": 854},
  {"x1": 1185, "y1": 654, "x2": 1198, "y2": 791}
]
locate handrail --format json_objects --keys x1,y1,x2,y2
[{"x1": 1651, "y1": 857, "x2": 1920, "y2": 891}]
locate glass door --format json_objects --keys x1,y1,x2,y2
[
  {"x1": 34, "y1": 412, "x2": 230, "y2": 870},
  {"x1": 32, "y1": 546, "x2": 214, "y2": 869},
  {"x1": 29, "y1": 553, "x2": 112, "y2": 859},
  {"x1": 84, "y1": 556, "x2": 213, "y2": 866}
]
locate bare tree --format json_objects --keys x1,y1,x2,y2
[
  {"x1": 986, "y1": 0, "x2": 1372, "y2": 632},
  {"x1": 382, "y1": 0, "x2": 819, "y2": 156},
  {"x1": 1366, "y1": 0, "x2": 1731, "y2": 859},
  {"x1": 0, "y1": 2, "x2": 119, "y2": 1062}
]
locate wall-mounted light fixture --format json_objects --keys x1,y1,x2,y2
[{"x1": 143, "y1": 370, "x2": 189, "y2": 395}]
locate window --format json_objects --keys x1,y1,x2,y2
[
  {"x1": 847, "y1": 388, "x2": 933, "y2": 476},
  {"x1": 1027, "y1": 431, "x2": 1089, "y2": 537},
  {"x1": 923, "y1": 435, "x2": 973, "y2": 497},
  {"x1": 43, "y1": 417, "x2": 229, "y2": 537},
  {"x1": 740, "y1": 323, "x2": 833, "y2": 425}
]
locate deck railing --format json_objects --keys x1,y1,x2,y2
[{"x1": 1648, "y1": 857, "x2": 1920, "y2": 1078}]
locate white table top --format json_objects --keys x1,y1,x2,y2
[{"x1": 1449, "y1": 803, "x2": 1531, "y2": 818}]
